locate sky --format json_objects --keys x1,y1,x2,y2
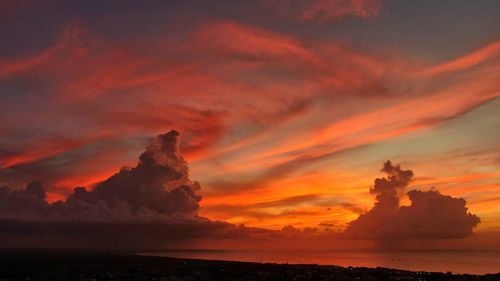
[{"x1": 0, "y1": 0, "x2": 499, "y2": 249}]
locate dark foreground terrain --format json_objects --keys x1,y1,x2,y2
[{"x1": 0, "y1": 249, "x2": 498, "y2": 281}]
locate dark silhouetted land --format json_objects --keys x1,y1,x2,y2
[{"x1": 0, "y1": 249, "x2": 498, "y2": 281}]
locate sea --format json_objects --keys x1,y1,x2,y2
[{"x1": 140, "y1": 249, "x2": 500, "y2": 274}]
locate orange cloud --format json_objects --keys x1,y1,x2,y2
[
  {"x1": 1, "y1": 19, "x2": 499, "y2": 233},
  {"x1": 418, "y1": 40, "x2": 500, "y2": 76}
]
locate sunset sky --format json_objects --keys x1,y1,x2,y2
[{"x1": 0, "y1": 0, "x2": 499, "y2": 243}]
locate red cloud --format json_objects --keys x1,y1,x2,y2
[
  {"x1": 0, "y1": 23, "x2": 89, "y2": 79},
  {"x1": 267, "y1": 0, "x2": 382, "y2": 23},
  {"x1": 1, "y1": 19, "x2": 498, "y2": 232},
  {"x1": 301, "y1": 0, "x2": 382, "y2": 22},
  {"x1": 418, "y1": 40, "x2": 500, "y2": 76}
]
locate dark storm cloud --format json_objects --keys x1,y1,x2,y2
[
  {"x1": 344, "y1": 161, "x2": 480, "y2": 244},
  {"x1": 65, "y1": 130, "x2": 201, "y2": 218},
  {"x1": 0, "y1": 131, "x2": 245, "y2": 248},
  {"x1": 398, "y1": 189, "x2": 481, "y2": 239},
  {"x1": 370, "y1": 160, "x2": 413, "y2": 209}
]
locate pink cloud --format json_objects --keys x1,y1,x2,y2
[
  {"x1": 267, "y1": 0, "x2": 382, "y2": 23},
  {"x1": 1, "y1": 20, "x2": 498, "y2": 231},
  {"x1": 418, "y1": 40, "x2": 500, "y2": 76},
  {"x1": 301, "y1": 0, "x2": 382, "y2": 22}
]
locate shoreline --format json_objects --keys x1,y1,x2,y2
[
  {"x1": 137, "y1": 248, "x2": 500, "y2": 275},
  {"x1": 0, "y1": 249, "x2": 498, "y2": 280}
]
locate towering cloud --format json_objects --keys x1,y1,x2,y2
[
  {"x1": 0, "y1": 131, "x2": 241, "y2": 248},
  {"x1": 344, "y1": 161, "x2": 480, "y2": 244},
  {"x1": 370, "y1": 160, "x2": 414, "y2": 210},
  {"x1": 64, "y1": 130, "x2": 202, "y2": 220}
]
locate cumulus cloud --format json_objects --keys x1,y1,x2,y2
[
  {"x1": 0, "y1": 130, "x2": 243, "y2": 248},
  {"x1": 64, "y1": 130, "x2": 202, "y2": 220},
  {"x1": 344, "y1": 161, "x2": 480, "y2": 244}
]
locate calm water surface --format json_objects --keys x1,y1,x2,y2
[{"x1": 140, "y1": 249, "x2": 500, "y2": 274}]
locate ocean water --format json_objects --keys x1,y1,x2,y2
[{"x1": 140, "y1": 249, "x2": 500, "y2": 274}]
